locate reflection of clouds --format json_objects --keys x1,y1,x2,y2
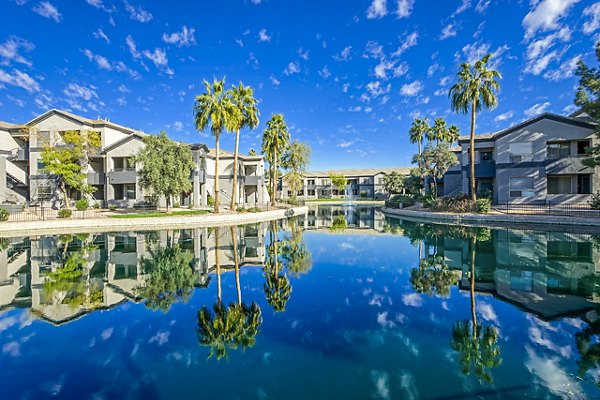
[
  {"x1": 0, "y1": 311, "x2": 32, "y2": 333},
  {"x1": 527, "y1": 316, "x2": 572, "y2": 358},
  {"x1": 41, "y1": 375, "x2": 64, "y2": 397},
  {"x1": 476, "y1": 302, "x2": 500, "y2": 326},
  {"x1": 149, "y1": 331, "x2": 170, "y2": 346},
  {"x1": 369, "y1": 294, "x2": 384, "y2": 307},
  {"x1": 338, "y1": 242, "x2": 355, "y2": 251},
  {"x1": 263, "y1": 352, "x2": 272, "y2": 364},
  {"x1": 525, "y1": 346, "x2": 585, "y2": 399},
  {"x1": 393, "y1": 331, "x2": 420, "y2": 357},
  {"x1": 3, "y1": 340, "x2": 20, "y2": 357},
  {"x1": 101, "y1": 327, "x2": 114, "y2": 341},
  {"x1": 377, "y1": 311, "x2": 395, "y2": 328},
  {"x1": 441, "y1": 301, "x2": 450, "y2": 311},
  {"x1": 401, "y1": 293, "x2": 422, "y2": 307},
  {"x1": 370, "y1": 370, "x2": 391, "y2": 400},
  {"x1": 399, "y1": 370, "x2": 418, "y2": 400}
]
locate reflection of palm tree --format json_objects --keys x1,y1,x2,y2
[
  {"x1": 410, "y1": 255, "x2": 458, "y2": 298},
  {"x1": 330, "y1": 215, "x2": 347, "y2": 232},
  {"x1": 576, "y1": 325, "x2": 600, "y2": 386},
  {"x1": 450, "y1": 235, "x2": 501, "y2": 383},
  {"x1": 264, "y1": 221, "x2": 292, "y2": 311},
  {"x1": 281, "y1": 218, "x2": 312, "y2": 276}
]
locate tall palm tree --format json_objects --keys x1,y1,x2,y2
[
  {"x1": 430, "y1": 117, "x2": 448, "y2": 144},
  {"x1": 194, "y1": 78, "x2": 240, "y2": 213},
  {"x1": 447, "y1": 124, "x2": 460, "y2": 145},
  {"x1": 449, "y1": 53, "x2": 501, "y2": 201},
  {"x1": 264, "y1": 221, "x2": 292, "y2": 312},
  {"x1": 262, "y1": 114, "x2": 290, "y2": 207},
  {"x1": 229, "y1": 83, "x2": 260, "y2": 210},
  {"x1": 409, "y1": 118, "x2": 430, "y2": 165}
]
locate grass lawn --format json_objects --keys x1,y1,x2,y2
[
  {"x1": 306, "y1": 198, "x2": 383, "y2": 202},
  {"x1": 109, "y1": 210, "x2": 212, "y2": 219}
]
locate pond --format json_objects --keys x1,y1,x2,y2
[{"x1": 1, "y1": 204, "x2": 599, "y2": 399}]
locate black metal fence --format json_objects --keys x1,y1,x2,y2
[
  {"x1": 498, "y1": 202, "x2": 600, "y2": 217},
  {"x1": 3, "y1": 207, "x2": 93, "y2": 222}
]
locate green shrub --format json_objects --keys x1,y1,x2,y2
[
  {"x1": 388, "y1": 194, "x2": 416, "y2": 208},
  {"x1": 475, "y1": 198, "x2": 491, "y2": 214},
  {"x1": 173, "y1": 202, "x2": 181, "y2": 208},
  {"x1": 423, "y1": 194, "x2": 437, "y2": 208},
  {"x1": 75, "y1": 199, "x2": 89, "y2": 211},
  {"x1": 92, "y1": 202, "x2": 101, "y2": 209},
  {"x1": 432, "y1": 194, "x2": 475, "y2": 213},
  {"x1": 0, "y1": 208, "x2": 9, "y2": 222},
  {"x1": 590, "y1": 192, "x2": 600, "y2": 210},
  {"x1": 207, "y1": 195, "x2": 214, "y2": 207},
  {"x1": 108, "y1": 204, "x2": 117, "y2": 211},
  {"x1": 58, "y1": 209, "x2": 73, "y2": 218}
]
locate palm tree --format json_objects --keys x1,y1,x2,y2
[
  {"x1": 231, "y1": 226, "x2": 242, "y2": 305},
  {"x1": 262, "y1": 114, "x2": 290, "y2": 207},
  {"x1": 194, "y1": 78, "x2": 240, "y2": 213},
  {"x1": 264, "y1": 221, "x2": 292, "y2": 311},
  {"x1": 409, "y1": 118, "x2": 430, "y2": 162},
  {"x1": 430, "y1": 117, "x2": 448, "y2": 144},
  {"x1": 229, "y1": 83, "x2": 260, "y2": 210},
  {"x1": 447, "y1": 124, "x2": 460, "y2": 145},
  {"x1": 449, "y1": 53, "x2": 501, "y2": 201}
]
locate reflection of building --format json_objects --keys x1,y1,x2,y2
[
  {"x1": 0, "y1": 224, "x2": 267, "y2": 325},
  {"x1": 298, "y1": 205, "x2": 386, "y2": 232},
  {"x1": 423, "y1": 228, "x2": 600, "y2": 320}
]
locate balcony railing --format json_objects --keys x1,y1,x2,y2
[
  {"x1": 243, "y1": 175, "x2": 260, "y2": 186},
  {"x1": 466, "y1": 162, "x2": 496, "y2": 178},
  {"x1": 87, "y1": 172, "x2": 105, "y2": 185},
  {"x1": 545, "y1": 157, "x2": 591, "y2": 175},
  {"x1": 107, "y1": 169, "x2": 136, "y2": 184}
]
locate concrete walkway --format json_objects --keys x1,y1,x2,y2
[
  {"x1": 0, "y1": 206, "x2": 308, "y2": 238},
  {"x1": 381, "y1": 207, "x2": 600, "y2": 232}
]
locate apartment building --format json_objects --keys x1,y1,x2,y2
[
  {"x1": 0, "y1": 109, "x2": 268, "y2": 208},
  {"x1": 279, "y1": 167, "x2": 411, "y2": 200},
  {"x1": 442, "y1": 110, "x2": 598, "y2": 204}
]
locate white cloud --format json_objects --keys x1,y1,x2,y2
[
  {"x1": 524, "y1": 101, "x2": 551, "y2": 117},
  {"x1": 0, "y1": 68, "x2": 40, "y2": 92},
  {"x1": 522, "y1": 0, "x2": 580, "y2": 40},
  {"x1": 258, "y1": 28, "x2": 271, "y2": 42},
  {"x1": 459, "y1": 41, "x2": 490, "y2": 64},
  {"x1": 396, "y1": 0, "x2": 414, "y2": 18},
  {"x1": 126, "y1": 35, "x2": 140, "y2": 59},
  {"x1": 452, "y1": 0, "x2": 471, "y2": 16},
  {"x1": 143, "y1": 48, "x2": 169, "y2": 68},
  {"x1": 364, "y1": 40, "x2": 384, "y2": 59},
  {"x1": 34, "y1": 91, "x2": 53, "y2": 109},
  {"x1": 283, "y1": 61, "x2": 300, "y2": 75},
  {"x1": 32, "y1": 1, "x2": 61, "y2": 22},
  {"x1": 525, "y1": 27, "x2": 570, "y2": 61},
  {"x1": 393, "y1": 31, "x2": 418, "y2": 56},
  {"x1": 440, "y1": 23, "x2": 457, "y2": 40},
  {"x1": 543, "y1": 55, "x2": 581, "y2": 81},
  {"x1": 269, "y1": 75, "x2": 280, "y2": 86},
  {"x1": 0, "y1": 36, "x2": 35, "y2": 66},
  {"x1": 173, "y1": 121, "x2": 183, "y2": 131},
  {"x1": 92, "y1": 28, "x2": 110, "y2": 44},
  {"x1": 494, "y1": 110, "x2": 514, "y2": 122},
  {"x1": 401, "y1": 293, "x2": 422, "y2": 307},
  {"x1": 475, "y1": 0, "x2": 491, "y2": 13},
  {"x1": 342, "y1": 82, "x2": 350, "y2": 93},
  {"x1": 427, "y1": 63, "x2": 441, "y2": 77},
  {"x1": 319, "y1": 65, "x2": 331, "y2": 79},
  {"x1": 63, "y1": 82, "x2": 105, "y2": 112},
  {"x1": 85, "y1": 0, "x2": 114, "y2": 13},
  {"x1": 83, "y1": 49, "x2": 139, "y2": 79},
  {"x1": 337, "y1": 140, "x2": 355, "y2": 148},
  {"x1": 366, "y1": 0, "x2": 388, "y2": 19},
  {"x1": 400, "y1": 80, "x2": 423, "y2": 96},
  {"x1": 374, "y1": 59, "x2": 408, "y2": 80},
  {"x1": 250, "y1": 0, "x2": 262, "y2": 4},
  {"x1": 162, "y1": 26, "x2": 196, "y2": 47},
  {"x1": 439, "y1": 75, "x2": 452, "y2": 86},
  {"x1": 334, "y1": 46, "x2": 352, "y2": 61},
  {"x1": 124, "y1": 0, "x2": 153, "y2": 22},
  {"x1": 297, "y1": 47, "x2": 309, "y2": 60},
  {"x1": 525, "y1": 50, "x2": 561, "y2": 75},
  {"x1": 583, "y1": 3, "x2": 600, "y2": 34},
  {"x1": 365, "y1": 80, "x2": 391, "y2": 100}
]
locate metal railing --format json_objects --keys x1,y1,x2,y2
[
  {"x1": 498, "y1": 202, "x2": 600, "y2": 217},
  {"x1": 2, "y1": 207, "x2": 93, "y2": 222}
]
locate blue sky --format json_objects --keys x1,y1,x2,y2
[{"x1": 0, "y1": 0, "x2": 598, "y2": 169}]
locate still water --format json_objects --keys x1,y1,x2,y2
[{"x1": 1, "y1": 204, "x2": 600, "y2": 399}]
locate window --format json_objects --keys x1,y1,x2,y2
[
  {"x1": 509, "y1": 177, "x2": 534, "y2": 197},
  {"x1": 547, "y1": 176, "x2": 571, "y2": 194},
  {"x1": 125, "y1": 184, "x2": 136, "y2": 200},
  {"x1": 578, "y1": 174, "x2": 591, "y2": 194},
  {"x1": 38, "y1": 184, "x2": 52, "y2": 200},
  {"x1": 577, "y1": 141, "x2": 591, "y2": 156},
  {"x1": 287, "y1": 190, "x2": 292, "y2": 196},
  {"x1": 307, "y1": 179, "x2": 315, "y2": 185},
  {"x1": 321, "y1": 179, "x2": 328, "y2": 185},
  {"x1": 297, "y1": 190, "x2": 304, "y2": 196},
  {"x1": 547, "y1": 142, "x2": 570, "y2": 159},
  {"x1": 352, "y1": 189, "x2": 358, "y2": 195},
  {"x1": 480, "y1": 151, "x2": 493, "y2": 163},
  {"x1": 509, "y1": 142, "x2": 533, "y2": 162},
  {"x1": 378, "y1": 178, "x2": 383, "y2": 184},
  {"x1": 308, "y1": 189, "x2": 315, "y2": 196},
  {"x1": 36, "y1": 160, "x2": 46, "y2": 172}
]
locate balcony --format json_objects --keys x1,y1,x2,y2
[
  {"x1": 189, "y1": 169, "x2": 206, "y2": 183},
  {"x1": 466, "y1": 162, "x2": 496, "y2": 178},
  {"x1": 87, "y1": 172, "x2": 105, "y2": 185},
  {"x1": 243, "y1": 175, "x2": 260, "y2": 186},
  {"x1": 545, "y1": 157, "x2": 592, "y2": 175},
  {"x1": 107, "y1": 169, "x2": 136, "y2": 184}
]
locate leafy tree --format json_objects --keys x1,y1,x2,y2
[
  {"x1": 262, "y1": 114, "x2": 290, "y2": 206},
  {"x1": 447, "y1": 124, "x2": 461, "y2": 144},
  {"x1": 329, "y1": 173, "x2": 347, "y2": 196},
  {"x1": 248, "y1": 149, "x2": 257, "y2": 156},
  {"x1": 330, "y1": 215, "x2": 348, "y2": 232},
  {"x1": 229, "y1": 83, "x2": 260, "y2": 210},
  {"x1": 429, "y1": 117, "x2": 461, "y2": 144},
  {"x1": 133, "y1": 131, "x2": 194, "y2": 210},
  {"x1": 575, "y1": 42, "x2": 600, "y2": 168},
  {"x1": 282, "y1": 140, "x2": 311, "y2": 200},
  {"x1": 40, "y1": 129, "x2": 101, "y2": 208},
  {"x1": 194, "y1": 78, "x2": 240, "y2": 213},
  {"x1": 450, "y1": 53, "x2": 501, "y2": 201},
  {"x1": 450, "y1": 321, "x2": 502, "y2": 384},
  {"x1": 135, "y1": 244, "x2": 196, "y2": 312},
  {"x1": 382, "y1": 171, "x2": 404, "y2": 196},
  {"x1": 409, "y1": 118, "x2": 430, "y2": 162},
  {"x1": 413, "y1": 142, "x2": 458, "y2": 198},
  {"x1": 410, "y1": 255, "x2": 459, "y2": 297},
  {"x1": 403, "y1": 168, "x2": 424, "y2": 196}
]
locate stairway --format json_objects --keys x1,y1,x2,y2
[{"x1": 3, "y1": 157, "x2": 28, "y2": 203}]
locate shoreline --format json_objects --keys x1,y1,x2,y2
[
  {"x1": 381, "y1": 207, "x2": 600, "y2": 234},
  {"x1": 0, "y1": 206, "x2": 308, "y2": 238}
]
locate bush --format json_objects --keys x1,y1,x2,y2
[
  {"x1": 590, "y1": 192, "x2": 600, "y2": 210},
  {"x1": 92, "y1": 202, "x2": 101, "y2": 209},
  {"x1": 423, "y1": 194, "x2": 437, "y2": 208},
  {"x1": 388, "y1": 194, "x2": 416, "y2": 208},
  {"x1": 432, "y1": 194, "x2": 475, "y2": 213},
  {"x1": 475, "y1": 198, "x2": 491, "y2": 214},
  {"x1": 58, "y1": 209, "x2": 72, "y2": 218},
  {"x1": 75, "y1": 199, "x2": 89, "y2": 211},
  {"x1": 207, "y1": 195, "x2": 214, "y2": 207},
  {"x1": 108, "y1": 204, "x2": 117, "y2": 211},
  {"x1": 0, "y1": 208, "x2": 9, "y2": 222}
]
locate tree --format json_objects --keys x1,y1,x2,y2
[
  {"x1": 135, "y1": 244, "x2": 196, "y2": 312},
  {"x1": 403, "y1": 168, "x2": 424, "y2": 195},
  {"x1": 282, "y1": 140, "x2": 311, "y2": 201},
  {"x1": 263, "y1": 221, "x2": 291, "y2": 311},
  {"x1": 40, "y1": 129, "x2": 101, "y2": 208},
  {"x1": 413, "y1": 142, "x2": 458, "y2": 198},
  {"x1": 248, "y1": 149, "x2": 257, "y2": 156},
  {"x1": 409, "y1": 118, "x2": 430, "y2": 162},
  {"x1": 281, "y1": 218, "x2": 312, "y2": 276},
  {"x1": 575, "y1": 42, "x2": 600, "y2": 167},
  {"x1": 410, "y1": 255, "x2": 459, "y2": 298},
  {"x1": 382, "y1": 171, "x2": 404, "y2": 196},
  {"x1": 430, "y1": 117, "x2": 448, "y2": 144},
  {"x1": 229, "y1": 83, "x2": 260, "y2": 210},
  {"x1": 262, "y1": 114, "x2": 290, "y2": 206},
  {"x1": 194, "y1": 78, "x2": 240, "y2": 213},
  {"x1": 450, "y1": 53, "x2": 501, "y2": 201},
  {"x1": 133, "y1": 131, "x2": 194, "y2": 211},
  {"x1": 329, "y1": 173, "x2": 347, "y2": 196},
  {"x1": 447, "y1": 124, "x2": 461, "y2": 144}
]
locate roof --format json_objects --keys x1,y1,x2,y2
[
  {"x1": 303, "y1": 167, "x2": 412, "y2": 178},
  {"x1": 0, "y1": 121, "x2": 26, "y2": 131},
  {"x1": 458, "y1": 112, "x2": 598, "y2": 143},
  {"x1": 207, "y1": 148, "x2": 263, "y2": 161},
  {"x1": 102, "y1": 132, "x2": 146, "y2": 153},
  {"x1": 26, "y1": 109, "x2": 141, "y2": 135}
]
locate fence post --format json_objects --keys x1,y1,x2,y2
[{"x1": 548, "y1": 202, "x2": 550, "y2": 216}]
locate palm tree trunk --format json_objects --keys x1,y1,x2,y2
[
  {"x1": 215, "y1": 227, "x2": 221, "y2": 301},
  {"x1": 214, "y1": 134, "x2": 220, "y2": 213},
  {"x1": 230, "y1": 127, "x2": 240, "y2": 211},
  {"x1": 470, "y1": 237, "x2": 477, "y2": 339},
  {"x1": 470, "y1": 102, "x2": 477, "y2": 202},
  {"x1": 231, "y1": 226, "x2": 241, "y2": 306},
  {"x1": 272, "y1": 149, "x2": 277, "y2": 207},
  {"x1": 273, "y1": 223, "x2": 279, "y2": 275}
]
